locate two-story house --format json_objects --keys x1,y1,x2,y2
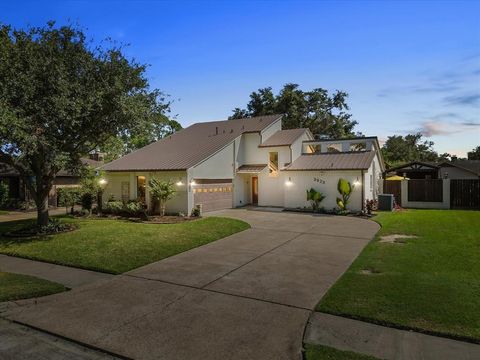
[{"x1": 101, "y1": 114, "x2": 385, "y2": 213}]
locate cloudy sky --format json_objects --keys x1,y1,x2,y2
[{"x1": 2, "y1": 0, "x2": 479, "y2": 156}]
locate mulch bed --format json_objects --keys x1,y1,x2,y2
[
  {"x1": 143, "y1": 216, "x2": 199, "y2": 224},
  {"x1": 2, "y1": 224, "x2": 77, "y2": 238}
]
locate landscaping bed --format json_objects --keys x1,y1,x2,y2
[
  {"x1": 316, "y1": 209, "x2": 480, "y2": 342},
  {"x1": 0, "y1": 272, "x2": 67, "y2": 302},
  {"x1": 0, "y1": 216, "x2": 250, "y2": 274}
]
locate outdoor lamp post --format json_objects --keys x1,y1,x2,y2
[{"x1": 97, "y1": 178, "x2": 108, "y2": 215}]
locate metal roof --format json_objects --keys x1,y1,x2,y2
[
  {"x1": 102, "y1": 115, "x2": 283, "y2": 171},
  {"x1": 283, "y1": 151, "x2": 376, "y2": 171},
  {"x1": 237, "y1": 164, "x2": 267, "y2": 173},
  {"x1": 259, "y1": 128, "x2": 308, "y2": 147}
]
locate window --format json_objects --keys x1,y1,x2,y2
[
  {"x1": 136, "y1": 176, "x2": 146, "y2": 203},
  {"x1": 268, "y1": 152, "x2": 279, "y2": 176},
  {"x1": 327, "y1": 144, "x2": 341, "y2": 153},
  {"x1": 350, "y1": 142, "x2": 366, "y2": 151},
  {"x1": 121, "y1": 181, "x2": 130, "y2": 202},
  {"x1": 370, "y1": 175, "x2": 373, "y2": 190}
]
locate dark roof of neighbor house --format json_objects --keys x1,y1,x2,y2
[
  {"x1": 259, "y1": 128, "x2": 309, "y2": 147},
  {"x1": 237, "y1": 164, "x2": 267, "y2": 173},
  {"x1": 438, "y1": 160, "x2": 480, "y2": 176},
  {"x1": 0, "y1": 158, "x2": 103, "y2": 178},
  {"x1": 302, "y1": 136, "x2": 379, "y2": 143},
  {"x1": 283, "y1": 151, "x2": 376, "y2": 171},
  {"x1": 386, "y1": 161, "x2": 439, "y2": 172},
  {"x1": 102, "y1": 115, "x2": 283, "y2": 171}
]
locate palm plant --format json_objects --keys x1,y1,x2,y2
[
  {"x1": 336, "y1": 178, "x2": 354, "y2": 211},
  {"x1": 306, "y1": 188, "x2": 326, "y2": 212},
  {"x1": 148, "y1": 178, "x2": 177, "y2": 216}
]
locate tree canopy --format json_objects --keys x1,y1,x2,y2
[
  {"x1": 230, "y1": 83, "x2": 359, "y2": 139},
  {"x1": 381, "y1": 133, "x2": 453, "y2": 167},
  {"x1": 0, "y1": 22, "x2": 167, "y2": 224},
  {"x1": 467, "y1": 146, "x2": 480, "y2": 160}
]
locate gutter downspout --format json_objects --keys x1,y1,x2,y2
[{"x1": 360, "y1": 170, "x2": 365, "y2": 213}]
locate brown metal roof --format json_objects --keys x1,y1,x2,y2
[
  {"x1": 237, "y1": 164, "x2": 267, "y2": 173},
  {"x1": 102, "y1": 115, "x2": 283, "y2": 171},
  {"x1": 284, "y1": 151, "x2": 376, "y2": 171},
  {"x1": 259, "y1": 128, "x2": 308, "y2": 147}
]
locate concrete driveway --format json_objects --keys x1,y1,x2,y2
[{"x1": 3, "y1": 209, "x2": 379, "y2": 360}]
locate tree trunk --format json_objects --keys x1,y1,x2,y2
[
  {"x1": 36, "y1": 196, "x2": 49, "y2": 226},
  {"x1": 160, "y1": 200, "x2": 165, "y2": 217}
]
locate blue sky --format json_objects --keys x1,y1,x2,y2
[{"x1": 2, "y1": 0, "x2": 479, "y2": 156}]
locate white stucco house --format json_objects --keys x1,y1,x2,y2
[{"x1": 101, "y1": 114, "x2": 385, "y2": 214}]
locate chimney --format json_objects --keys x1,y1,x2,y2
[{"x1": 89, "y1": 152, "x2": 104, "y2": 162}]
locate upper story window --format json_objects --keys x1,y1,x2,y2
[
  {"x1": 350, "y1": 142, "x2": 366, "y2": 151},
  {"x1": 268, "y1": 152, "x2": 279, "y2": 177},
  {"x1": 327, "y1": 144, "x2": 341, "y2": 153}
]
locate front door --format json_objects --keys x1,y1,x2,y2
[{"x1": 252, "y1": 176, "x2": 258, "y2": 204}]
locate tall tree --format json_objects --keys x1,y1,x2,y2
[
  {"x1": 100, "y1": 90, "x2": 182, "y2": 162},
  {"x1": 0, "y1": 22, "x2": 163, "y2": 225},
  {"x1": 467, "y1": 146, "x2": 480, "y2": 160},
  {"x1": 230, "y1": 83, "x2": 358, "y2": 139},
  {"x1": 381, "y1": 133, "x2": 442, "y2": 167}
]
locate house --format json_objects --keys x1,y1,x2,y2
[
  {"x1": 385, "y1": 160, "x2": 480, "y2": 180},
  {"x1": 101, "y1": 115, "x2": 385, "y2": 214},
  {"x1": 0, "y1": 154, "x2": 104, "y2": 207}
]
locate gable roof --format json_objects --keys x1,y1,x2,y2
[
  {"x1": 438, "y1": 160, "x2": 480, "y2": 176},
  {"x1": 102, "y1": 114, "x2": 283, "y2": 172},
  {"x1": 283, "y1": 151, "x2": 376, "y2": 171},
  {"x1": 259, "y1": 128, "x2": 310, "y2": 147}
]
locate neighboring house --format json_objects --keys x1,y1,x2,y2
[
  {"x1": 0, "y1": 154, "x2": 104, "y2": 206},
  {"x1": 101, "y1": 114, "x2": 385, "y2": 213},
  {"x1": 386, "y1": 160, "x2": 480, "y2": 180}
]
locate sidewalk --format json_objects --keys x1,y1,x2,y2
[
  {"x1": 304, "y1": 312, "x2": 480, "y2": 360},
  {"x1": 0, "y1": 255, "x2": 114, "y2": 288}
]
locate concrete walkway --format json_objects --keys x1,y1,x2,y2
[
  {"x1": 305, "y1": 312, "x2": 480, "y2": 360},
  {"x1": 2, "y1": 209, "x2": 379, "y2": 360},
  {"x1": 0, "y1": 254, "x2": 114, "y2": 288}
]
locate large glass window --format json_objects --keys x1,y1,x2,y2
[
  {"x1": 268, "y1": 152, "x2": 279, "y2": 176},
  {"x1": 137, "y1": 176, "x2": 146, "y2": 203}
]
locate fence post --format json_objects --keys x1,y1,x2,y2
[
  {"x1": 443, "y1": 179, "x2": 450, "y2": 209},
  {"x1": 401, "y1": 180, "x2": 408, "y2": 207}
]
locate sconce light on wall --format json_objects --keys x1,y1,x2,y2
[
  {"x1": 353, "y1": 177, "x2": 361, "y2": 187},
  {"x1": 190, "y1": 179, "x2": 196, "y2": 186},
  {"x1": 285, "y1": 177, "x2": 293, "y2": 186},
  {"x1": 176, "y1": 178, "x2": 184, "y2": 186}
]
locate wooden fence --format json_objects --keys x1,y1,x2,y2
[
  {"x1": 407, "y1": 179, "x2": 443, "y2": 202},
  {"x1": 450, "y1": 179, "x2": 480, "y2": 210},
  {"x1": 383, "y1": 180, "x2": 402, "y2": 206}
]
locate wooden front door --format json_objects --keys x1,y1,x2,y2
[{"x1": 252, "y1": 176, "x2": 258, "y2": 204}]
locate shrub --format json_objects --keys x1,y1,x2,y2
[
  {"x1": 103, "y1": 200, "x2": 146, "y2": 218},
  {"x1": 191, "y1": 206, "x2": 201, "y2": 217},
  {"x1": 81, "y1": 192, "x2": 94, "y2": 213},
  {"x1": 103, "y1": 201, "x2": 124, "y2": 214},
  {"x1": 336, "y1": 178, "x2": 353, "y2": 211},
  {"x1": 365, "y1": 199, "x2": 377, "y2": 215},
  {"x1": 57, "y1": 187, "x2": 81, "y2": 214},
  {"x1": 0, "y1": 182, "x2": 8, "y2": 208},
  {"x1": 306, "y1": 188, "x2": 326, "y2": 212}
]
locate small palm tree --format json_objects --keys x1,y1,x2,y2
[
  {"x1": 306, "y1": 188, "x2": 326, "y2": 212},
  {"x1": 148, "y1": 178, "x2": 176, "y2": 216}
]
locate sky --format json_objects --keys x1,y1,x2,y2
[{"x1": 2, "y1": 0, "x2": 479, "y2": 157}]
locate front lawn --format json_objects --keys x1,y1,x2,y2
[
  {"x1": 304, "y1": 344, "x2": 378, "y2": 360},
  {"x1": 0, "y1": 217, "x2": 250, "y2": 274},
  {"x1": 0, "y1": 272, "x2": 66, "y2": 302},
  {"x1": 317, "y1": 210, "x2": 480, "y2": 342}
]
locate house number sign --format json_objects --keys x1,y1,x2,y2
[{"x1": 313, "y1": 177, "x2": 325, "y2": 184}]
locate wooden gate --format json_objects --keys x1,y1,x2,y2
[
  {"x1": 383, "y1": 180, "x2": 402, "y2": 206},
  {"x1": 450, "y1": 179, "x2": 480, "y2": 210},
  {"x1": 408, "y1": 179, "x2": 443, "y2": 202}
]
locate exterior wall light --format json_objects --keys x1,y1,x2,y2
[
  {"x1": 98, "y1": 178, "x2": 108, "y2": 187},
  {"x1": 176, "y1": 178, "x2": 184, "y2": 186},
  {"x1": 190, "y1": 180, "x2": 196, "y2": 186},
  {"x1": 353, "y1": 177, "x2": 361, "y2": 187},
  {"x1": 285, "y1": 177, "x2": 293, "y2": 186}
]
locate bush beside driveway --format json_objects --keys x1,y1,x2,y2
[
  {"x1": 0, "y1": 217, "x2": 250, "y2": 274},
  {"x1": 317, "y1": 209, "x2": 480, "y2": 342}
]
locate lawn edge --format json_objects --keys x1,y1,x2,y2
[{"x1": 315, "y1": 309, "x2": 480, "y2": 345}]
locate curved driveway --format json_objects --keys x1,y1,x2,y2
[{"x1": 4, "y1": 209, "x2": 379, "y2": 360}]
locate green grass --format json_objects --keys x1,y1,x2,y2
[
  {"x1": 0, "y1": 272, "x2": 66, "y2": 302},
  {"x1": 0, "y1": 210, "x2": 9, "y2": 215},
  {"x1": 0, "y1": 217, "x2": 250, "y2": 274},
  {"x1": 304, "y1": 344, "x2": 378, "y2": 360},
  {"x1": 317, "y1": 209, "x2": 480, "y2": 342}
]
